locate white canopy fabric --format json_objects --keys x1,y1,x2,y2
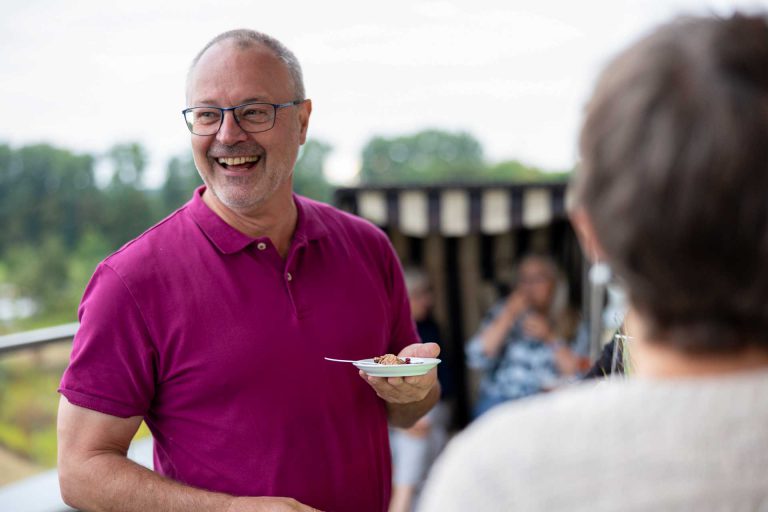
[{"x1": 337, "y1": 182, "x2": 568, "y2": 237}]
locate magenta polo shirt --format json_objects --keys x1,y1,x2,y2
[{"x1": 59, "y1": 187, "x2": 418, "y2": 512}]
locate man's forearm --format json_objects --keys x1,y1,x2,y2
[
  {"x1": 60, "y1": 451, "x2": 234, "y2": 512},
  {"x1": 387, "y1": 382, "x2": 441, "y2": 429}
]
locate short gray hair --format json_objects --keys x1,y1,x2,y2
[{"x1": 188, "y1": 29, "x2": 306, "y2": 100}]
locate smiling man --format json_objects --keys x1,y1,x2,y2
[{"x1": 56, "y1": 30, "x2": 439, "y2": 512}]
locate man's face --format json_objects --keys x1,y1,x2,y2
[{"x1": 186, "y1": 41, "x2": 311, "y2": 211}]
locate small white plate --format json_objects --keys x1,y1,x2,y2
[{"x1": 326, "y1": 357, "x2": 441, "y2": 377}]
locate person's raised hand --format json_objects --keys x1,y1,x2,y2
[{"x1": 502, "y1": 290, "x2": 528, "y2": 321}]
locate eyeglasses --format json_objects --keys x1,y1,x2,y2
[{"x1": 181, "y1": 100, "x2": 304, "y2": 136}]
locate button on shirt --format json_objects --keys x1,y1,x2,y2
[{"x1": 59, "y1": 187, "x2": 418, "y2": 512}]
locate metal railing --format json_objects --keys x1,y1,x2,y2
[
  {"x1": 0, "y1": 323, "x2": 153, "y2": 512},
  {"x1": 0, "y1": 322, "x2": 79, "y2": 355}
]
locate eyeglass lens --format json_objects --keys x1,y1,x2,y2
[{"x1": 184, "y1": 103, "x2": 276, "y2": 135}]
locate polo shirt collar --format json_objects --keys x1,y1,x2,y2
[
  {"x1": 188, "y1": 186, "x2": 328, "y2": 254},
  {"x1": 293, "y1": 193, "x2": 330, "y2": 244}
]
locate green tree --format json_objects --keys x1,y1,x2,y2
[
  {"x1": 0, "y1": 143, "x2": 99, "y2": 255},
  {"x1": 67, "y1": 229, "x2": 112, "y2": 295},
  {"x1": 360, "y1": 129, "x2": 485, "y2": 184},
  {"x1": 108, "y1": 142, "x2": 147, "y2": 187},
  {"x1": 101, "y1": 143, "x2": 156, "y2": 248},
  {"x1": 293, "y1": 139, "x2": 333, "y2": 202},
  {"x1": 486, "y1": 159, "x2": 571, "y2": 182},
  {"x1": 5, "y1": 236, "x2": 69, "y2": 315},
  {"x1": 161, "y1": 154, "x2": 202, "y2": 212}
]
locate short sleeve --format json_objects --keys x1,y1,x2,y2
[{"x1": 59, "y1": 263, "x2": 157, "y2": 418}]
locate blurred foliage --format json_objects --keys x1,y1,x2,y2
[
  {"x1": 101, "y1": 143, "x2": 156, "y2": 249},
  {"x1": 486, "y1": 159, "x2": 571, "y2": 182},
  {"x1": 361, "y1": 129, "x2": 485, "y2": 183},
  {"x1": 360, "y1": 128, "x2": 570, "y2": 184},
  {"x1": 294, "y1": 139, "x2": 333, "y2": 202},
  {"x1": 0, "y1": 347, "x2": 152, "y2": 479},
  {"x1": 0, "y1": 143, "x2": 98, "y2": 255},
  {"x1": 162, "y1": 154, "x2": 203, "y2": 212},
  {"x1": 0, "y1": 354, "x2": 62, "y2": 467}
]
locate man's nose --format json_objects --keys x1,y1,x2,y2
[{"x1": 216, "y1": 111, "x2": 248, "y2": 145}]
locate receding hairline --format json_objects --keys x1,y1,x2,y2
[{"x1": 186, "y1": 29, "x2": 306, "y2": 101}]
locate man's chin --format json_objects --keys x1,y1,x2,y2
[{"x1": 208, "y1": 183, "x2": 266, "y2": 211}]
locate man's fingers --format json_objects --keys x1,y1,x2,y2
[
  {"x1": 375, "y1": 372, "x2": 434, "y2": 388},
  {"x1": 359, "y1": 368, "x2": 437, "y2": 404}
]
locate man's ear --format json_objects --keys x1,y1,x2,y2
[
  {"x1": 298, "y1": 99, "x2": 312, "y2": 145},
  {"x1": 569, "y1": 206, "x2": 607, "y2": 264}
]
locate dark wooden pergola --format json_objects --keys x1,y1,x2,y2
[{"x1": 335, "y1": 181, "x2": 587, "y2": 427}]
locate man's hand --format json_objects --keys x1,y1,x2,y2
[
  {"x1": 227, "y1": 497, "x2": 323, "y2": 512},
  {"x1": 359, "y1": 342, "x2": 440, "y2": 405},
  {"x1": 360, "y1": 342, "x2": 441, "y2": 428}
]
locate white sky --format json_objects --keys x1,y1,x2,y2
[{"x1": 1, "y1": 0, "x2": 766, "y2": 186}]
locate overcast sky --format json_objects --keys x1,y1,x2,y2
[{"x1": 1, "y1": 0, "x2": 766, "y2": 186}]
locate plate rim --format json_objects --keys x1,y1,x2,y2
[
  {"x1": 353, "y1": 357, "x2": 441, "y2": 366},
  {"x1": 352, "y1": 357, "x2": 441, "y2": 377}
]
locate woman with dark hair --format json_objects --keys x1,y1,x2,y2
[{"x1": 421, "y1": 13, "x2": 768, "y2": 511}]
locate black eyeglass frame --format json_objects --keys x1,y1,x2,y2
[{"x1": 181, "y1": 100, "x2": 305, "y2": 136}]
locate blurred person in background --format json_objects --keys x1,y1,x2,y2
[
  {"x1": 420, "y1": 13, "x2": 768, "y2": 511},
  {"x1": 466, "y1": 254, "x2": 589, "y2": 418},
  {"x1": 389, "y1": 267, "x2": 453, "y2": 512}
]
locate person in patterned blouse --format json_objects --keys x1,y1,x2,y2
[{"x1": 466, "y1": 254, "x2": 588, "y2": 418}]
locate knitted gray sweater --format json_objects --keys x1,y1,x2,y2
[{"x1": 420, "y1": 371, "x2": 768, "y2": 511}]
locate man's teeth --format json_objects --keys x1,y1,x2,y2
[{"x1": 217, "y1": 156, "x2": 260, "y2": 166}]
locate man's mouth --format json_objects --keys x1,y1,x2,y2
[{"x1": 215, "y1": 155, "x2": 261, "y2": 169}]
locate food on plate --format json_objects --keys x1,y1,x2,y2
[{"x1": 373, "y1": 354, "x2": 411, "y2": 365}]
